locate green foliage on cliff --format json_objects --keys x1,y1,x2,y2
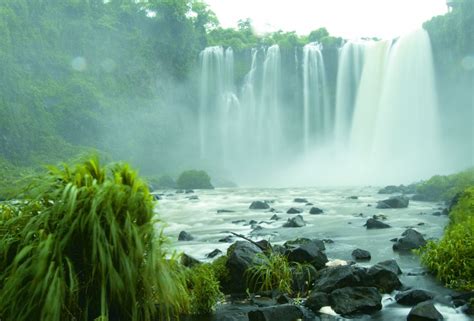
[
  {"x1": 177, "y1": 170, "x2": 213, "y2": 189},
  {"x1": 0, "y1": 158, "x2": 189, "y2": 321},
  {"x1": 415, "y1": 167, "x2": 474, "y2": 202},
  {"x1": 418, "y1": 187, "x2": 474, "y2": 291}
]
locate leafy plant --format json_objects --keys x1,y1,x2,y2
[
  {"x1": 417, "y1": 187, "x2": 474, "y2": 291},
  {"x1": 0, "y1": 157, "x2": 189, "y2": 321},
  {"x1": 245, "y1": 253, "x2": 293, "y2": 294},
  {"x1": 186, "y1": 264, "x2": 223, "y2": 315}
]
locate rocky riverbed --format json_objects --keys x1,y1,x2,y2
[{"x1": 156, "y1": 186, "x2": 471, "y2": 320}]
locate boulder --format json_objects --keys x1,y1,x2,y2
[
  {"x1": 366, "y1": 260, "x2": 402, "y2": 293},
  {"x1": 304, "y1": 291, "x2": 330, "y2": 313},
  {"x1": 287, "y1": 242, "x2": 328, "y2": 270},
  {"x1": 377, "y1": 195, "x2": 409, "y2": 209},
  {"x1": 287, "y1": 207, "x2": 303, "y2": 214},
  {"x1": 270, "y1": 214, "x2": 280, "y2": 221},
  {"x1": 206, "y1": 249, "x2": 223, "y2": 258},
  {"x1": 249, "y1": 201, "x2": 270, "y2": 210},
  {"x1": 407, "y1": 301, "x2": 443, "y2": 321},
  {"x1": 180, "y1": 253, "x2": 201, "y2": 267},
  {"x1": 294, "y1": 198, "x2": 308, "y2": 203},
  {"x1": 364, "y1": 218, "x2": 391, "y2": 229},
  {"x1": 178, "y1": 231, "x2": 194, "y2": 241},
  {"x1": 248, "y1": 305, "x2": 304, "y2": 321},
  {"x1": 226, "y1": 241, "x2": 264, "y2": 293},
  {"x1": 395, "y1": 289, "x2": 435, "y2": 306},
  {"x1": 313, "y1": 265, "x2": 367, "y2": 293},
  {"x1": 329, "y1": 287, "x2": 382, "y2": 316},
  {"x1": 352, "y1": 249, "x2": 371, "y2": 261},
  {"x1": 309, "y1": 207, "x2": 324, "y2": 214},
  {"x1": 393, "y1": 228, "x2": 426, "y2": 251},
  {"x1": 283, "y1": 215, "x2": 306, "y2": 228},
  {"x1": 284, "y1": 238, "x2": 325, "y2": 251}
]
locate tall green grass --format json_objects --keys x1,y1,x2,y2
[
  {"x1": 0, "y1": 157, "x2": 189, "y2": 321},
  {"x1": 418, "y1": 187, "x2": 474, "y2": 291}
]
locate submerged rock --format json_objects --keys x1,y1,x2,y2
[
  {"x1": 309, "y1": 207, "x2": 324, "y2": 214},
  {"x1": 393, "y1": 228, "x2": 426, "y2": 251},
  {"x1": 248, "y1": 304, "x2": 303, "y2": 321},
  {"x1": 206, "y1": 249, "x2": 223, "y2": 258},
  {"x1": 352, "y1": 249, "x2": 371, "y2": 261},
  {"x1": 249, "y1": 201, "x2": 270, "y2": 210},
  {"x1": 283, "y1": 215, "x2": 306, "y2": 228},
  {"x1": 287, "y1": 207, "x2": 303, "y2": 214},
  {"x1": 329, "y1": 287, "x2": 382, "y2": 316},
  {"x1": 395, "y1": 289, "x2": 435, "y2": 306},
  {"x1": 407, "y1": 301, "x2": 443, "y2": 321},
  {"x1": 178, "y1": 231, "x2": 194, "y2": 241},
  {"x1": 294, "y1": 198, "x2": 308, "y2": 203},
  {"x1": 217, "y1": 209, "x2": 236, "y2": 213},
  {"x1": 364, "y1": 218, "x2": 391, "y2": 229},
  {"x1": 377, "y1": 195, "x2": 409, "y2": 209}
]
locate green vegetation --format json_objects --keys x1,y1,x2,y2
[
  {"x1": 0, "y1": 158, "x2": 189, "y2": 321},
  {"x1": 186, "y1": 264, "x2": 223, "y2": 315},
  {"x1": 177, "y1": 170, "x2": 214, "y2": 190},
  {"x1": 418, "y1": 187, "x2": 474, "y2": 291},
  {"x1": 414, "y1": 167, "x2": 474, "y2": 202},
  {"x1": 245, "y1": 253, "x2": 293, "y2": 293}
]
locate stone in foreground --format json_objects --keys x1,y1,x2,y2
[
  {"x1": 329, "y1": 287, "x2": 382, "y2": 316},
  {"x1": 407, "y1": 301, "x2": 444, "y2": 321},
  {"x1": 395, "y1": 289, "x2": 435, "y2": 306}
]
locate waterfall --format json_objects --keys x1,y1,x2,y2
[
  {"x1": 334, "y1": 41, "x2": 365, "y2": 145},
  {"x1": 197, "y1": 29, "x2": 442, "y2": 185},
  {"x1": 302, "y1": 43, "x2": 330, "y2": 151}
]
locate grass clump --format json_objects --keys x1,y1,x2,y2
[
  {"x1": 418, "y1": 187, "x2": 474, "y2": 291},
  {"x1": 177, "y1": 170, "x2": 214, "y2": 190},
  {"x1": 245, "y1": 253, "x2": 293, "y2": 294},
  {"x1": 0, "y1": 157, "x2": 189, "y2": 321},
  {"x1": 186, "y1": 264, "x2": 223, "y2": 315},
  {"x1": 414, "y1": 167, "x2": 474, "y2": 202}
]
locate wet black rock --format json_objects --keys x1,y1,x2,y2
[
  {"x1": 395, "y1": 289, "x2": 435, "y2": 306},
  {"x1": 283, "y1": 215, "x2": 306, "y2": 228},
  {"x1": 309, "y1": 207, "x2": 324, "y2": 214},
  {"x1": 306, "y1": 202, "x2": 314, "y2": 206},
  {"x1": 287, "y1": 242, "x2": 328, "y2": 270},
  {"x1": 366, "y1": 260, "x2": 402, "y2": 293},
  {"x1": 232, "y1": 220, "x2": 246, "y2": 224},
  {"x1": 219, "y1": 235, "x2": 234, "y2": 243},
  {"x1": 287, "y1": 207, "x2": 303, "y2": 214},
  {"x1": 393, "y1": 228, "x2": 426, "y2": 251},
  {"x1": 270, "y1": 214, "x2": 280, "y2": 220},
  {"x1": 432, "y1": 211, "x2": 442, "y2": 216},
  {"x1": 407, "y1": 301, "x2": 443, "y2": 321},
  {"x1": 178, "y1": 231, "x2": 194, "y2": 241},
  {"x1": 313, "y1": 265, "x2": 367, "y2": 293},
  {"x1": 217, "y1": 209, "x2": 236, "y2": 213},
  {"x1": 248, "y1": 305, "x2": 304, "y2": 321},
  {"x1": 206, "y1": 249, "x2": 223, "y2": 258},
  {"x1": 330, "y1": 287, "x2": 382, "y2": 316},
  {"x1": 377, "y1": 195, "x2": 409, "y2": 209},
  {"x1": 304, "y1": 291, "x2": 330, "y2": 312},
  {"x1": 226, "y1": 241, "x2": 264, "y2": 293},
  {"x1": 352, "y1": 249, "x2": 371, "y2": 261},
  {"x1": 364, "y1": 218, "x2": 391, "y2": 229},
  {"x1": 284, "y1": 238, "x2": 325, "y2": 251},
  {"x1": 249, "y1": 201, "x2": 270, "y2": 210},
  {"x1": 180, "y1": 253, "x2": 201, "y2": 267},
  {"x1": 294, "y1": 198, "x2": 309, "y2": 203},
  {"x1": 348, "y1": 196, "x2": 359, "y2": 199}
]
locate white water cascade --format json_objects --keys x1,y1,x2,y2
[
  {"x1": 302, "y1": 43, "x2": 330, "y2": 151},
  {"x1": 198, "y1": 29, "x2": 443, "y2": 185}
]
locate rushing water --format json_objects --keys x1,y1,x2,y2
[
  {"x1": 197, "y1": 29, "x2": 450, "y2": 186},
  {"x1": 157, "y1": 187, "x2": 469, "y2": 321}
]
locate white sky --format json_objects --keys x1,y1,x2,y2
[{"x1": 204, "y1": 0, "x2": 448, "y2": 39}]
